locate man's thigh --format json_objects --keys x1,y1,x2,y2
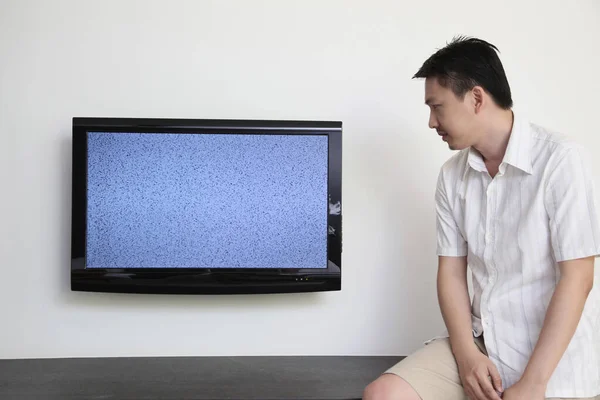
[{"x1": 383, "y1": 336, "x2": 486, "y2": 400}]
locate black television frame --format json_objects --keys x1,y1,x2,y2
[{"x1": 71, "y1": 117, "x2": 342, "y2": 295}]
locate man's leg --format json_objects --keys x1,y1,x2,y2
[
  {"x1": 363, "y1": 336, "x2": 487, "y2": 400},
  {"x1": 363, "y1": 374, "x2": 421, "y2": 400}
]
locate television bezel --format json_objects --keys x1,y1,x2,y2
[{"x1": 70, "y1": 117, "x2": 342, "y2": 295}]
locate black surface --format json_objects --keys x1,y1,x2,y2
[{"x1": 0, "y1": 356, "x2": 404, "y2": 400}]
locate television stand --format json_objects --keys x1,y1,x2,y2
[{"x1": 0, "y1": 355, "x2": 404, "y2": 399}]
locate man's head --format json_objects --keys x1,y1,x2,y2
[{"x1": 414, "y1": 36, "x2": 513, "y2": 150}]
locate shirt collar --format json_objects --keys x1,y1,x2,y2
[
  {"x1": 466, "y1": 112, "x2": 533, "y2": 175},
  {"x1": 467, "y1": 147, "x2": 487, "y2": 173}
]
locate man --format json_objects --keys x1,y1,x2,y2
[{"x1": 364, "y1": 37, "x2": 600, "y2": 400}]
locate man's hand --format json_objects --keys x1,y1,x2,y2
[
  {"x1": 501, "y1": 379, "x2": 546, "y2": 400},
  {"x1": 456, "y1": 346, "x2": 503, "y2": 400}
]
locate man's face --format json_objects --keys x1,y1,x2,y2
[{"x1": 424, "y1": 77, "x2": 478, "y2": 150}]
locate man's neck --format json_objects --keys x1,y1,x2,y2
[{"x1": 473, "y1": 109, "x2": 515, "y2": 165}]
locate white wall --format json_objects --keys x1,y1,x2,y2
[{"x1": 1, "y1": 0, "x2": 599, "y2": 359}]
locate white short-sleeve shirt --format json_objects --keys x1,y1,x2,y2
[{"x1": 435, "y1": 113, "x2": 600, "y2": 397}]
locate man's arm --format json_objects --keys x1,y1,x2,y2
[
  {"x1": 437, "y1": 255, "x2": 475, "y2": 355},
  {"x1": 435, "y1": 168, "x2": 502, "y2": 398},
  {"x1": 520, "y1": 256, "x2": 595, "y2": 387}
]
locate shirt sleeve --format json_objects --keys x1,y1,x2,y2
[
  {"x1": 544, "y1": 145, "x2": 600, "y2": 262},
  {"x1": 435, "y1": 168, "x2": 467, "y2": 257}
]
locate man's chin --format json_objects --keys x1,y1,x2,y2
[{"x1": 447, "y1": 142, "x2": 467, "y2": 151}]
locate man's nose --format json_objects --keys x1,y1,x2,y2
[{"x1": 428, "y1": 112, "x2": 438, "y2": 130}]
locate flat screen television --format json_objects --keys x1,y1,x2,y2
[{"x1": 71, "y1": 117, "x2": 342, "y2": 294}]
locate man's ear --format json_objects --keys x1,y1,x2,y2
[{"x1": 471, "y1": 86, "x2": 485, "y2": 113}]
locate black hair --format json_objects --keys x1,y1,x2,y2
[{"x1": 413, "y1": 36, "x2": 513, "y2": 109}]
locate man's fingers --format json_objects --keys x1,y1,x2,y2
[
  {"x1": 467, "y1": 377, "x2": 486, "y2": 400},
  {"x1": 482, "y1": 382, "x2": 502, "y2": 400},
  {"x1": 487, "y1": 364, "x2": 503, "y2": 393},
  {"x1": 477, "y1": 371, "x2": 502, "y2": 400}
]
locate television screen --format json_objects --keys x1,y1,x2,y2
[
  {"x1": 86, "y1": 132, "x2": 329, "y2": 270},
  {"x1": 71, "y1": 118, "x2": 342, "y2": 294}
]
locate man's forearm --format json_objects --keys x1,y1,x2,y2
[
  {"x1": 521, "y1": 258, "x2": 594, "y2": 386},
  {"x1": 437, "y1": 256, "x2": 476, "y2": 356}
]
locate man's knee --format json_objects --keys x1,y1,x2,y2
[{"x1": 363, "y1": 373, "x2": 421, "y2": 400}]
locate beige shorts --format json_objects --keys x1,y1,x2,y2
[{"x1": 384, "y1": 335, "x2": 599, "y2": 400}]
